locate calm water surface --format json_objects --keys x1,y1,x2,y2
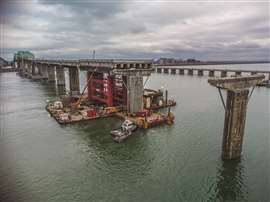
[{"x1": 0, "y1": 64, "x2": 269, "y2": 202}]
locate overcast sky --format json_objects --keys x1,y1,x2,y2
[{"x1": 0, "y1": 0, "x2": 269, "y2": 61}]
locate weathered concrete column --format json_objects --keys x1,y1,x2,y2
[
  {"x1": 268, "y1": 73, "x2": 270, "y2": 81},
  {"x1": 209, "y1": 70, "x2": 215, "y2": 77},
  {"x1": 56, "y1": 66, "x2": 65, "y2": 86},
  {"x1": 171, "y1": 68, "x2": 176, "y2": 74},
  {"x1": 221, "y1": 71, "x2": 227, "y2": 77},
  {"x1": 127, "y1": 75, "x2": 143, "y2": 113},
  {"x1": 250, "y1": 72, "x2": 256, "y2": 75},
  {"x1": 157, "y1": 68, "x2": 162, "y2": 73},
  {"x1": 188, "y1": 69, "x2": 193, "y2": 75},
  {"x1": 179, "y1": 69, "x2": 185, "y2": 75},
  {"x1": 31, "y1": 62, "x2": 36, "y2": 75},
  {"x1": 47, "y1": 66, "x2": 56, "y2": 82},
  {"x1": 222, "y1": 89, "x2": 249, "y2": 159},
  {"x1": 164, "y1": 68, "x2": 169, "y2": 74},
  {"x1": 69, "y1": 67, "x2": 80, "y2": 95},
  {"x1": 41, "y1": 64, "x2": 48, "y2": 79},
  {"x1": 208, "y1": 75, "x2": 265, "y2": 160},
  {"x1": 198, "y1": 70, "x2": 203, "y2": 76},
  {"x1": 37, "y1": 63, "x2": 42, "y2": 75}
]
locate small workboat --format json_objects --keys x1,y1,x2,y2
[{"x1": 110, "y1": 120, "x2": 137, "y2": 143}]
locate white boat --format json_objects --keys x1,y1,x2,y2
[{"x1": 110, "y1": 120, "x2": 137, "y2": 143}]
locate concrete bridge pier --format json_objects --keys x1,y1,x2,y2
[
  {"x1": 127, "y1": 75, "x2": 143, "y2": 113},
  {"x1": 268, "y1": 73, "x2": 270, "y2": 81},
  {"x1": 157, "y1": 68, "x2": 162, "y2": 73},
  {"x1": 198, "y1": 70, "x2": 203, "y2": 76},
  {"x1": 179, "y1": 69, "x2": 185, "y2": 75},
  {"x1": 37, "y1": 63, "x2": 42, "y2": 76},
  {"x1": 22, "y1": 61, "x2": 30, "y2": 76},
  {"x1": 31, "y1": 62, "x2": 36, "y2": 76},
  {"x1": 208, "y1": 75, "x2": 265, "y2": 160},
  {"x1": 69, "y1": 67, "x2": 80, "y2": 95},
  {"x1": 164, "y1": 68, "x2": 169, "y2": 74},
  {"x1": 171, "y1": 68, "x2": 176, "y2": 74},
  {"x1": 221, "y1": 71, "x2": 227, "y2": 77},
  {"x1": 209, "y1": 70, "x2": 215, "y2": 77},
  {"x1": 47, "y1": 66, "x2": 56, "y2": 82},
  {"x1": 41, "y1": 64, "x2": 49, "y2": 79},
  {"x1": 188, "y1": 69, "x2": 193, "y2": 75},
  {"x1": 221, "y1": 89, "x2": 249, "y2": 159},
  {"x1": 56, "y1": 66, "x2": 65, "y2": 86}
]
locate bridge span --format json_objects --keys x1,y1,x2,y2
[
  {"x1": 155, "y1": 66, "x2": 270, "y2": 80},
  {"x1": 15, "y1": 57, "x2": 154, "y2": 113}
]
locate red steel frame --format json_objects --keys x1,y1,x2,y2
[{"x1": 87, "y1": 72, "x2": 127, "y2": 107}]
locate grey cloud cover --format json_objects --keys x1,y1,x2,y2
[{"x1": 0, "y1": 0, "x2": 269, "y2": 61}]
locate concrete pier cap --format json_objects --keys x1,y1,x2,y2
[{"x1": 208, "y1": 74, "x2": 265, "y2": 160}]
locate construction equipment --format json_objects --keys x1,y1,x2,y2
[
  {"x1": 104, "y1": 107, "x2": 118, "y2": 113},
  {"x1": 71, "y1": 68, "x2": 97, "y2": 109}
]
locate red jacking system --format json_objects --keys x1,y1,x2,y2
[{"x1": 87, "y1": 72, "x2": 127, "y2": 107}]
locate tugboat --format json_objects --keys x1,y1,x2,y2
[{"x1": 110, "y1": 120, "x2": 137, "y2": 143}]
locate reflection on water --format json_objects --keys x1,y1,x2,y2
[
  {"x1": 0, "y1": 68, "x2": 269, "y2": 202},
  {"x1": 209, "y1": 160, "x2": 247, "y2": 202}
]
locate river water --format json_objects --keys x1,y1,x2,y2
[{"x1": 0, "y1": 64, "x2": 269, "y2": 202}]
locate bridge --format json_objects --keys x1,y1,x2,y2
[
  {"x1": 15, "y1": 57, "x2": 154, "y2": 113},
  {"x1": 155, "y1": 66, "x2": 270, "y2": 80}
]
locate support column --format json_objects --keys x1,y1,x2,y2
[
  {"x1": 221, "y1": 71, "x2": 227, "y2": 77},
  {"x1": 268, "y1": 73, "x2": 270, "y2": 81},
  {"x1": 164, "y1": 68, "x2": 169, "y2": 74},
  {"x1": 31, "y1": 62, "x2": 36, "y2": 75},
  {"x1": 69, "y1": 67, "x2": 80, "y2": 96},
  {"x1": 171, "y1": 68, "x2": 176, "y2": 74},
  {"x1": 87, "y1": 71, "x2": 93, "y2": 101},
  {"x1": 56, "y1": 66, "x2": 65, "y2": 86},
  {"x1": 250, "y1": 72, "x2": 256, "y2": 75},
  {"x1": 198, "y1": 70, "x2": 203, "y2": 76},
  {"x1": 179, "y1": 69, "x2": 185, "y2": 75},
  {"x1": 208, "y1": 74, "x2": 265, "y2": 160},
  {"x1": 209, "y1": 70, "x2": 215, "y2": 77},
  {"x1": 157, "y1": 68, "x2": 162, "y2": 73},
  {"x1": 41, "y1": 64, "x2": 48, "y2": 79},
  {"x1": 222, "y1": 90, "x2": 249, "y2": 160},
  {"x1": 127, "y1": 75, "x2": 143, "y2": 113},
  {"x1": 188, "y1": 69, "x2": 193, "y2": 75},
  {"x1": 37, "y1": 63, "x2": 42, "y2": 75},
  {"x1": 48, "y1": 66, "x2": 56, "y2": 82}
]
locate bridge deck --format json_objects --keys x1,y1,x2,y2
[{"x1": 156, "y1": 66, "x2": 270, "y2": 74}]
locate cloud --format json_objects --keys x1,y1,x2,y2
[{"x1": 0, "y1": 0, "x2": 269, "y2": 61}]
